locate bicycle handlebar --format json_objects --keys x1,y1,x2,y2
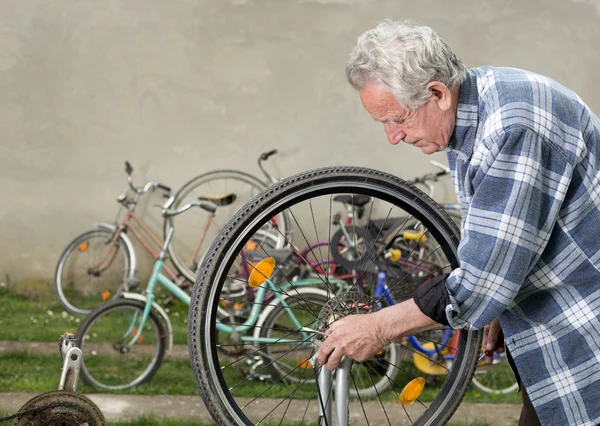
[
  {"x1": 409, "y1": 161, "x2": 450, "y2": 185},
  {"x1": 257, "y1": 149, "x2": 279, "y2": 183},
  {"x1": 260, "y1": 149, "x2": 278, "y2": 161},
  {"x1": 123, "y1": 161, "x2": 171, "y2": 196},
  {"x1": 162, "y1": 201, "x2": 216, "y2": 218}
]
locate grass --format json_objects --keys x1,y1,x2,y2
[
  {"x1": 0, "y1": 285, "x2": 189, "y2": 344},
  {"x1": 0, "y1": 350, "x2": 521, "y2": 404}
]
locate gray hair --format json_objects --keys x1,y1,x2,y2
[{"x1": 346, "y1": 20, "x2": 467, "y2": 110}]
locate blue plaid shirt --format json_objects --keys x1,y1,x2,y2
[{"x1": 444, "y1": 66, "x2": 600, "y2": 425}]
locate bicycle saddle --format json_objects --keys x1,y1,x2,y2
[
  {"x1": 333, "y1": 194, "x2": 371, "y2": 207},
  {"x1": 198, "y1": 193, "x2": 237, "y2": 207}
]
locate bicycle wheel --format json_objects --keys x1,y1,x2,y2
[
  {"x1": 258, "y1": 288, "x2": 402, "y2": 399},
  {"x1": 165, "y1": 170, "x2": 288, "y2": 282},
  {"x1": 470, "y1": 355, "x2": 519, "y2": 395},
  {"x1": 189, "y1": 166, "x2": 482, "y2": 426},
  {"x1": 55, "y1": 229, "x2": 132, "y2": 315},
  {"x1": 77, "y1": 299, "x2": 167, "y2": 390}
]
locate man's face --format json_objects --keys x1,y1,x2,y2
[{"x1": 359, "y1": 83, "x2": 455, "y2": 155}]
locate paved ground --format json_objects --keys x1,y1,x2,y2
[
  {"x1": 0, "y1": 340, "x2": 191, "y2": 359},
  {"x1": 0, "y1": 392, "x2": 521, "y2": 425},
  {"x1": 0, "y1": 341, "x2": 521, "y2": 424}
]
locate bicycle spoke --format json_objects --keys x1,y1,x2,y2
[
  {"x1": 285, "y1": 210, "x2": 338, "y2": 295},
  {"x1": 259, "y1": 360, "x2": 314, "y2": 426},
  {"x1": 383, "y1": 243, "x2": 448, "y2": 301},
  {"x1": 394, "y1": 341, "x2": 450, "y2": 373},
  {"x1": 355, "y1": 203, "x2": 392, "y2": 281},
  {"x1": 326, "y1": 194, "x2": 333, "y2": 302},
  {"x1": 243, "y1": 253, "x2": 319, "y2": 319},
  {"x1": 219, "y1": 323, "x2": 316, "y2": 370},
  {"x1": 350, "y1": 370, "x2": 371, "y2": 426},
  {"x1": 299, "y1": 382, "x2": 316, "y2": 426},
  {"x1": 308, "y1": 198, "x2": 325, "y2": 276},
  {"x1": 363, "y1": 359, "x2": 392, "y2": 426},
  {"x1": 239, "y1": 342, "x2": 315, "y2": 408},
  {"x1": 354, "y1": 214, "x2": 415, "y2": 285},
  {"x1": 218, "y1": 295, "x2": 321, "y2": 316}
]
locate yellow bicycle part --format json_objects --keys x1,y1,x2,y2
[
  {"x1": 399, "y1": 377, "x2": 426, "y2": 405},
  {"x1": 248, "y1": 257, "x2": 276, "y2": 288},
  {"x1": 413, "y1": 342, "x2": 450, "y2": 376}
]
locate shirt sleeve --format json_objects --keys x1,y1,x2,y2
[
  {"x1": 413, "y1": 273, "x2": 451, "y2": 325},
  {"x1": 445, "y1": 126, "x2": 575, "y2": 330}
]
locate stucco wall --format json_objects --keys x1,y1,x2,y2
[{"x1": 1, "y1": 0, "x2": 600, "y2": 281}]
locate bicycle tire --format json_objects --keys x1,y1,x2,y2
[
  {"x1": 54, "y1": 229, "x2": 132, "y2": 315},
  {"x1": 470, "y1": 359, "x2": 519, "y2": 395},
  {"x1": 258, "y1": 288, "x2": 402, "y2": 399},
  {"x1": 188, "y1": 166, "x2": 482, "y2": 426},
  {"x1": 77, "y1": 299, "x2": 167, "y2": 390},
  {"x1": 164, "y1": 170, "x2": 288, "y2": 282}
]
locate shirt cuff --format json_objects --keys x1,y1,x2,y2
[{"x1": 413, "y1": 274, "x2": 451, "y2": 326}]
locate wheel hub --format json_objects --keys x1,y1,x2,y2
[{"x1": 315, "y1": 291, "x2": 376, "y2": 338}]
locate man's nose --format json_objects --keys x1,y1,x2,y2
[{"x1": 384, "y1": 123, "x2": 406, "y2": 145}]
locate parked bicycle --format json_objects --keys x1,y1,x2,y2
[
  {"x1": 56, "y1": 151, "x2": 289, "y2": 316},
  {"x1": 75, "y1": 198, "x2": 361, "y2": 391},
  {"x1": 54, "y1": 161, "x2": 179, "y2": 315}
]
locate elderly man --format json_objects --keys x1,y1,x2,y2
[{"x1": 316, "y1": 20, "x2": 600, "y2": 426}]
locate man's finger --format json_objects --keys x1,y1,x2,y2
[
  {"x1": 482, "y1": 324, "x2": 490, "y2": 351},
  {"x1": 486, "y1": 320, "x2": 501, "y2": 352},
  {"x1": 316, "y1": 338, "x2": 336, "y2": 366},
  {"x1": 326, "y1": 347, "x2": 344, "y2": 371},
  {"x1": 325, "y1": 320, "x2": 345, "y2": 336}
]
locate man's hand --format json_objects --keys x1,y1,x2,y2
[
  {"x1": 316, "y1": 313, "x2": 388, "y2": 371},
  {"x1": 482, "y1": 318, "x2": 504, "y2": 363}
]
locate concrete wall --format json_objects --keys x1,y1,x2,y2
[{"x1": 2, "y1": 0, "x2": 600, "y2": 281}]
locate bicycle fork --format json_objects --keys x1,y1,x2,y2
[{"x1": 315, "y1": 356, "x2": 352, "y2": 426}]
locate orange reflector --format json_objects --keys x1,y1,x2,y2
[
  {"x1": 78, "y1": 241, "x2": 89, "y2": 252},
  {"x1": 219, "y1": 299, "x2": 228, "y2": 308},
  {"x1": 377, "y1": 348, "x2": 384, "y2": 356},
  {"x1": 399, "y1": 377, "x2": 425, "y2": 405},
  {"x1": 248, "y1": 257, "x2": 276, "y2": 288},
  {"x1": 388, "y1": 248, "x2": 402, "y2": 262},
  {"x1": 298, "y1": 359, "x2": 313, "y2": 369},
  {"x1": 101, "y1": 290, "x2": 111, "y2": 301},
  {"x1": 233, "y1": 302, "x2": 244, "y2": 310},
  {"x1": 245, "y1": 241, "x2": 258, "y2": 251}
]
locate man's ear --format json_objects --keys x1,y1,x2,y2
[{"x1": 426, "y1": 81, "x2": 452, "y2": 111}]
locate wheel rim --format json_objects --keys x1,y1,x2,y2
[
  {"x1": 79, "y1": 303, "x2": 162, "y2": 390},
  {"x1": 166, "y1": 171, "x2": 287, "y2": 282},
  {"x1": 191, "y1": 173, "x2": 482, "y2": 426},
  {"x1": 56, "y1": 231, "x2": 128, "y2": 315}
]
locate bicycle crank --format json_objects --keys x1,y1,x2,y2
[{"x1": 10, "y1": 390, "x2": 106, "y2": 426}]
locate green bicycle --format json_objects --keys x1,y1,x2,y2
[{"x1": 74, "y1": 196, "x2": 394, "y2": 393}]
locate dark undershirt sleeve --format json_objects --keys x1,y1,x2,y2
[{"x1": 413, "y1": 274, "x2": 451, "y2": 326}]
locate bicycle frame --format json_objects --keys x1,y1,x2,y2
[{"x1": 125, "y1": 254, "x2": 347, "y2": 347}]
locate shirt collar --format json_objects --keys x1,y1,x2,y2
[{"x1": 445, "y1": 70, "x2": 479, "y2": 160}]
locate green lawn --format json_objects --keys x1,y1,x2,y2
[
  {"x1": 0, "y1": 285, "x2": 189, "y2": 344},
  {"x1": 0, "y1": 350, "x2": 520, "y2": 404}
]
